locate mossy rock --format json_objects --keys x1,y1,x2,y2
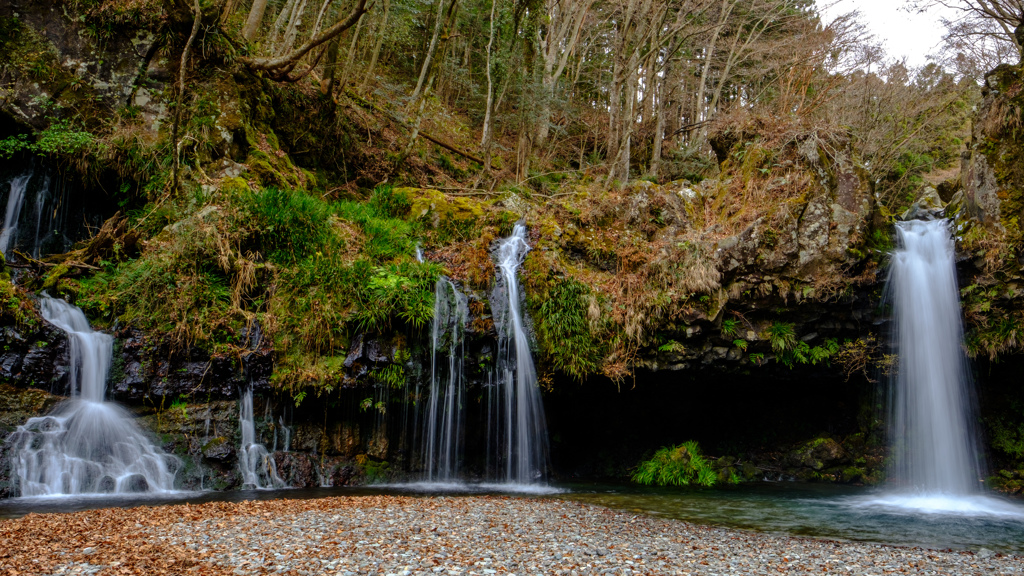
[
  {"x1": 786, "y1": 437, "x2": 847, "y2": 471},
  {"x1": 404, "y1": 188, "x2": 487, "y2": 228},
  {"x1": 0, "y1": 383, "x2": 62, "y2": 432}
]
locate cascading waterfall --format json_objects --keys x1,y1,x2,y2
[
  {"x1": 238, "y1": 387, "x2": 284, "y2": 489},
  {"x1": 887, "y1": 219, "x2": 980, "y2": 495},
  {"x1": 7, "y1": 296, "x2": 178, "y2": 496},
  {"x1": 489, "y1": 223, "x2": 549, "y2": 484},
  {"x1": 422, "y1": 278, "x2": 469, "y2": 482},
  {"x1": 859, "y1": 218, "x2": 1024, "y2": 515},
  {"x1": 0, "y1": 172, "x2": 31, "y2": 257}
]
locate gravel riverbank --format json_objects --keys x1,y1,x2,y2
[{"x1": 1, "y1": 495, "x2": 1021, "y2": 575}]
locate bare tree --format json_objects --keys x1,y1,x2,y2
[{"x1": 924, "y1": 0, "x2": 1024, "y2": 64}]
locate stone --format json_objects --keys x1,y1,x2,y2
[
  {"x1": 203, "y1": 437, "x2": 236, "y2": 462},
  {"x1": 787, "y1": 438, "x2": 848, "y2": 471}
]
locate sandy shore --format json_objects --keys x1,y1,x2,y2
[{"x1": 1, "y1": 495, "x2": 1021, "y2": 575}]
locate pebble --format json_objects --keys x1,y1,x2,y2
[{"x1": 10, "y1": 495, "x2": 1024, "y2": 575}]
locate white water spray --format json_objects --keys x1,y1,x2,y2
[
  {"x1": 8, "y1": 296, "x2": 178, "y2": 496},
  {"x1": 238, "y1": 387, "x2": 284, "y2": 489},
  {"x1": 490, "y1": 223, "x2": 548, "y2": 484}
]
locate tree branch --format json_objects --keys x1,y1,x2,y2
[{"x1": 240, "y1": 0, "x2": 370, "y2": 77}]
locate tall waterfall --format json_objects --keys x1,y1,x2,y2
[
  {"x1": 238, "y1": 387, "x2": 285, "y2": 489},
  {"x1": 0, "y1": 172, "x2": 31, "y2": 257},
  {"x1": 489, "y1": 223, "x2": 549, "y2": 484},
  {"x1": 886, "y1": 219, "x2": 980, "y2": 495},
  {"x1": 422, "y1": 278, "x2": 469, "y2": 481},
  {"x1": 7, "y1": 296, "x2": 178, "y2": 496}
]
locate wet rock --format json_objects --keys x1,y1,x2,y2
[
  {"x1": 901, "y1": 186, "x2": 945, "y2": 221},
  {"x1": 122, "y1": 474, "x2": 150, "y2": 493},
  {"x1": 275, "y1": 452, "x2": 316, "y2": 487},
  {"x1": 202, "y1": 437, "x2": 235, "y2": 462}
]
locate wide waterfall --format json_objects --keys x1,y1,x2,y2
[
  {"x1": 7, "y1": 296, "x2": 178, "y2": 496},
  {"x1": 422, "y1": 278, "x2": 469, "y2": 482},
  {"x1": 238, "y1": 387, "x2": 284, "y2": 489},
  {"x1": 489, "y1": 223, "x2": 549, "y2": 484}
]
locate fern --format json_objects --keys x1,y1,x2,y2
[
  {"x1": 631, "y1": 441, "x2": 717, "y2": 487},
  {"x1": 721, "y1": 318, "x2": 741, "y2": 338}
]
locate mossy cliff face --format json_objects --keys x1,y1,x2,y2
[{"x1": 951, "y1": 63, "x2": 1024, "y2": 491}]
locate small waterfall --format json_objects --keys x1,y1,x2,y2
[
  {"x1": 0, "y1": 173, "x2": 31, "y2": 257},
  {"x1": 422, "y1": 278, "x2": 469, "y2": 481},
  {"x1": 237, "y1": 387, "x2": 284, "y2": 489},
  {"x1": 31, "y1": 174, "x2": 50, "y2": 259},
  {"x1": 489, "y1": 223, "x2": 549, "y2": 484},
  {"x1": 8, "y1": 296, "x2": 178, "y2": 496},
  {"x1": 886, "y1": 219, "x2": 980, "y2": 495}
]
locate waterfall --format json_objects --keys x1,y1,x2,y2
[
  {"x1": 238, "y1": 387, "x2": 284, "y2": 489},
  {"x1": 422, "y1": 278, "x2": 469, "y2": 481},
  {"x1": 31, "y1": 174, "x2": 50, "y2": 259},
  {"x1": 7, "y1": 296, "x2": 178, "y2": 496},
  {"x1": 887, "y1": 219, "x2": 980, "y2": 495},
  {"x1": 0, "y1": 172, "x2": 31, "y2": 257},
  {"x1": 489, "y1": 223, "x2": 549, "y2": 484}
]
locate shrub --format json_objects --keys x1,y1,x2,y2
[{"x1": 632, "y1": 441, "x2": 718, "y2": 487}]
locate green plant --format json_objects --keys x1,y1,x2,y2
[
  {"x1": 368, "y1": 184, "x2": 411, "y2": 219},
  {"x1": 777, "y1": 338, "x2": 839, "y2": 369},
  {"x1": 371, "y1": 364, "x2": 406, "y2": 389},
  {"x1": 168, "y1": 395, "x2": 188, "y2": 417},
  {"x1": 536, "y1": 279, "x2": 603, "y2": 380},
  {"x1": 658, "y1": 339, "x2": 685, "y2": 353},
  {"x1": 732, "y1": 339, "x2": 748, "y2": 351},
  {"x1": 764, "y1": 321, "x2": 797, "y2": 353},
  {"x1": 632, "y1": 441, "x2": 717, "y2": 487},
  {"x1": 721, "y1": 318, "x2": 741, "y2": 338}
]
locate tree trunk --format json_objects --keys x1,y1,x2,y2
[
  {"x1": 268, "y1": 0, "x2": 296, "y2": 50},
  {"x1": 278, "y1": 0, "x2": 310, "y2": 57},
  {"x1": 480, "y1": 0, "x2": 499, "y2": 171},
  {"x1": 336, "y1": 12, "x2": 366, "y2": 91},
  {"x1": 173, "y1": 0, "x2": 202, "y2": 193},
  {"x1": 411, "y1": 0, "x2": 447, "y2": 106},
  {"x1": 322, "y1": 36, "x2": 341, "y2": 96},
  {"x1": 359, "y1": 0, "x2": 390, "y2": 94},
  {"x1": 242, "y1": 0, "x2": 269, "y2": 41},
  {"x1": 648, "y1": 70, "x2": 665, "y2": 181}
]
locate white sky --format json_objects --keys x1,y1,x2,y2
[{"x1": 819, "y1": 0, "x2": 961, "y2": 67}]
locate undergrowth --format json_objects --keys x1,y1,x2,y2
[{"x1": 79, "y1": 185, "x2": 440, "y2": 395}]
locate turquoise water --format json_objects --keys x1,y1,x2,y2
[{"x1": 559, "y1": 482, "x2": 1024, "y2": 555}]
